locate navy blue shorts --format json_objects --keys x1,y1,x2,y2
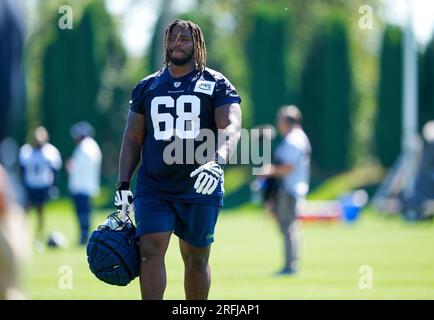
[
  {"x1": 25, "y1": 187, "x2": 49, "y2": 206},
  {"x1": 134, "y1": 195, "x2": 222, "y2": 248}
]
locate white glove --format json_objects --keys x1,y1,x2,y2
[
  {"x1": 115, "y1": 189, "x2": 134, "y2": 215},
  {"x1": 190, "y1": 161, "x2": 223, "y2": 195}
]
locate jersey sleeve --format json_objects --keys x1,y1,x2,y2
[
  {"x1": 50, "y1": 147, "x2": 63, "y2": 170},
  {"x1": 43, "y1": 144, "x2": 63, "y2": 170},
  {"x1": 18, "y1": 144, "x2": 31, "y2": 166},
  {"x1": 129, "y1": 78, "x2": 152, "y2": 114},
  {"x1": 212, "y1": 76, "x2": 241, "y2": 108}
]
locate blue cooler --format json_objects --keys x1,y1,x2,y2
[
  {"x1": 342, "y1": 204, "x2": 361, "y2": 223},
  {"x1": 340, "y1": 190, "x2": 368, "y2": 223}
]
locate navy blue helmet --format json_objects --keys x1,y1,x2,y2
[{"x1": 86, "y1": 214, "x2": 140, "y2": 286}]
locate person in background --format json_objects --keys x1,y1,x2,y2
[
  {"x1": 67, "y1": 121, "x2": 102, "y2": 245},
  {"x1": 402, "y1": 120, "x2": 434, "y2": 221},
  {"x1": 260, "y1": 105, "x2": 311, "y2": 275},
  {"x1": 18, "y1": 127, "x2": 62, "y2": 242}
]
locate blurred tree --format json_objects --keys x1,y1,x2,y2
[
  {"x1": 245, "y1": 2, "x2": 290, "y2": 126},
  {"x1": 287, "y1": 0, "x2": 381, "y2": 170},
  {"x1": 374, "y1": 25, "x2": 403, "y2": 167},
  {"x1": 419, "y1": 35, "x2": 434, "y2": 130},
  {"x1": 321, "y1": 12, "x2": 353, "y2": 171},
  {"x1": 149, "y1": 0, "x2": 175, "y2": 72},
  {"x1": 300, "y1": 29, "x2": 325, "y2": 175},
  {"x1": 300, "y1": 11, "x2": 353, "y2": 174},
  {"x1": 39, "y1": 0, "x2": 127, "y2": 193}
]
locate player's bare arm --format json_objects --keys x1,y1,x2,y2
[
  {"x1": 118, "y1": 110, "x2": 146, "y2": 183},
  {"x1": 115, "y1": 110, "x2": 146, "y2": 214},
  {"x1": 190, "y1": 103, "x2": 241, "y2": 194},
  {"x1": 214, "y1": 102, "x2": 242, "y2": 164},
  {"x1": 260, "y1": 163, "x2": 294, "y2": 177}
]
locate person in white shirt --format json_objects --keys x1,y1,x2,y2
[
  {"x1": 260, "y1": 105, "x2": 311, "y2": 275},
  {"x1": 67, "y1": 122, "x2": 102, "y2": 245},
  {"x1": 19, "y1": 127, "x2": 62, "y2": 240}
]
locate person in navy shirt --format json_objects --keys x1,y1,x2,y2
[{"x1": 115, "y1": 19, "x2": 242, "y2": 300}]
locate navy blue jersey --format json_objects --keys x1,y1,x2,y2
[{"x1": 130, "y1": 67, "x2": 241, "y2": 205}]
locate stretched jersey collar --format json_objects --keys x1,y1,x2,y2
[
  {"x1": 149, "y1": 67, "x2": 204, "y2": 91},
  {"x1": 162, "y1": 67, "x2": 202, "y2": 82}
]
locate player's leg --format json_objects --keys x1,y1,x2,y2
[
  {"x1": 71, "y1": 193, "x2": 81, "y2": 243},
  {"x1": 138, "y1": 231, "x2": 172, "y2": 300},
  {"x1": 35, "y1": 187, "x2": 49, "y2": 240},
  {"x1": 28, "y1": 187, "x2": 47, "y2": 240},
  {"x1": 35, "y1": 203, "x2": 44, "y2": 240},
  {"x1": 276, "y1": 190, "x2": 300, "y2": 274},
  {"x1": 134, "y1": 196, "x2": 177, "y2": 300},
  {"x1": 288, "y1": 218, "x2": 301, "y2": 271},
  {"x1": 179, "y1": 239, "x2": 211, "y2": 300},
  {"x1": 23, "y1": 186, "x2": 31, "y2": 213},
  {"x1": 71, "y1": 193, "x2": 90, "y2": 245},
  {"x1": 282, "y1": 218, "x2": 300, "y2": 273},
  {"x1": 79, "y1": 194, "x2": 91, "y2": 244},
  {"x1": 174, "y1": 203, "x2": 221, "y2": 300}
]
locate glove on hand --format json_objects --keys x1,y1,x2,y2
[
  {"x1": 190, "y1": 162, "x2": 223, "y2": 195},
  {"x1": 115, "y1": 182, "x2": 133, "y2": 215}
]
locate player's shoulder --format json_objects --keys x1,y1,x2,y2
[
  {"x1": 200, "y1": 67, "x2": 241, "y2": 103},
  {"x1": 19, "y1": 144, "x2": 32, "y2": 161},
  {"x1": 130, "y1": 68, "x2": 168, "y2": 112},
  {"x1": 82, "y1": 137, "x2": 101, "y2": 153},
  {"x1": 19, "y1": 143, "x2": 32, "y2": 153},
  {"x1": 134, "y1": 69, "x2": 165, "y2": 90},
  {"x1": 42, "y1": 143, "x2": 59, "y2": 153},
  {"x1": 202, "y1": 67, "x2": 231, "y2": 83},
  {"x1": 130, "y1": 69, "x2": 166, "y2": 106},
  {"x1": 286, "y1": 128, "x2": 311, "y2": 149},
  {"x1": 201, "y1": 67, "x2": 239, "y2": 95},
  {"x1": 42, "y1": 143, "x2": 61, "y2": 158}
]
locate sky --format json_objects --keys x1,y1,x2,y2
[
  {"x1": 382, "y1": 0, "x2": 434, "y2": 46},
  {"x1": 105, "y1": 0, "x2": 196, "y2": 57}
]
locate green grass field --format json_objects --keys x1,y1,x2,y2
[{"x1": 22, "y1": 200, "x2": 434, "y2": 300}]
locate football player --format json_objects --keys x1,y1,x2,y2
[{"x1": 116, "y1": 19, "x2": 242, "y2": 299}]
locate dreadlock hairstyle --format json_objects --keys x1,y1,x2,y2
[{"x1": 164, "y1": 19, "x2": 207, "y2": 70}]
